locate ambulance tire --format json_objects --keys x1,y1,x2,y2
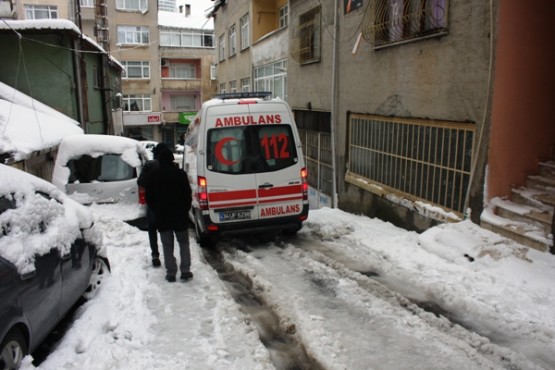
[
  {"x1": 194, "y1": 218, "x2": 213, "y2": 249},
  {"x1": 283, "y1": 223, "x2": 302, "y2": 236}
]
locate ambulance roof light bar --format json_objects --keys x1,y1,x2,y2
[{"x1": 213, "y1": 91, "x2": 272, "y2": 101}]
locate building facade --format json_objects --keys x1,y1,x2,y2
[
  {"x1": 211, "y1": 0, "x2": 289, "y2": 99},
  {"x1": 212, "y1": 0, "x2": 555, "y2": 250},
  {"x1": 7, "y1": 0, "x2": 217, "y2": 147}
]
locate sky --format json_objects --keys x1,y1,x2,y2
[{"x1": 13, "y1": 201, "x2": 555, "y2": 370}]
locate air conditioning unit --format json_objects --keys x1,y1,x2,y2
[{"x1": 161, "y1": 58, "x2": 170, "y2": 67}]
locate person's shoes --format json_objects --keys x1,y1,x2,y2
[
  {"x1": 180, "y1": 271, "x2": 193, "y2": 281},
  {"x1": 152, "y1": 258, "x2": 161, "y2": 267},
  {"x1": 166, "y1": 275, "x2": 176, "y2": 283}
]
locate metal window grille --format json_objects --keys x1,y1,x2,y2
[
  {"x1": 363, "y1": 0, "x2": 448, "y2": 48},
  {"x1": 298, "y1": 6, "x2": 321, "y2": 64},
  {"x1": 299, "y1": 129, "x2": 333, "y2": 196},
  {"x1": 347, "y1": 114, "x2": 474, "y2": 215}
]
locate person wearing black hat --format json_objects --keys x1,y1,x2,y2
[
  {"x1": 144, "y1": 147, "x2": 193, "y2": 282},
  {"x1": 137, "y1": 143, "x2": 169, "y2": 267}
]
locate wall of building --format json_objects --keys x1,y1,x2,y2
[
  {"x1": 214, "y1": 1, "x2": 252, "y2": 91},
  {"x1": 487, "y1": 0, "x2": 555, "y2": 199},
  {"x1": 109, "y1": 2, "x2": 161, "y2": 113},
  {"x1": 288, "y1": 0, "x2": 494, "y2": 230},
  {"x1": 0, "y1": 33, "x2": 79, "y2": 121},
  {"x1": 14, "y1": 0, "x2": 70, "y2": 19}
]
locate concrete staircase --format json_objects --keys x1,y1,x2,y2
[{"x1": 480, "y1": 160, "x2": 555, "y2": 253}]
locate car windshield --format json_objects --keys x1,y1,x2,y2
[
  {"x1": 206, "y1": 125, "x2": 298, "y2": 175},
  {"x1": 68, "y1": 154, "x2": 136, "y2": 183}
]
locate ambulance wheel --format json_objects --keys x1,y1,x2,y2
[{"x1": 195, "y1": 219, "x2": 212, "y2": 249}]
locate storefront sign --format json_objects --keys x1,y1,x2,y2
[
  {"x1": 179, "y1": 111, "x2": 197, "y2": 125},
  {"x1": 123, "y1": 112, "x2": 162, "y2": 126}
]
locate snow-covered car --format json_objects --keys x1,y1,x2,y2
[
  {"x1": 0, "y1": 164, "x2": 109, "y2": 369},
  {"x1": 52, "y1": 135, "x2": 149, "y2": 222},
  {"x1": 138, "y1": 140, "x2": 159, "y2": 160}
]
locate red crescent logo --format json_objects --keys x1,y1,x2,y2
[{"x1": 215, "y1": 137, "x2": 239, "y2": 166}]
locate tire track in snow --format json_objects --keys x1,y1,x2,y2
[{"x1": 220, "y1": 237, "x2": 543, "y2": 370}]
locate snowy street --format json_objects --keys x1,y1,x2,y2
[{"x1": 23, "y1": 205, "x2": 555, "y2": 370}]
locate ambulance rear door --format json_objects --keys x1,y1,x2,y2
[
  {"x1": 204, "y1": 103, "x2": 260, "y2": 225},
  {"x1": 203, "y1": 100, "x2": 304, "y2": 226},
  {"x1": 247, "y1": 101, "x2": 305, "y2": 221}
]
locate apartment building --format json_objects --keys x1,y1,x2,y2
[
  {"x1": 211, "y1": 0, "x2": 555, "y2": 251},
  {"x1": 9, "y1": 0, "x2": 216, "y2": 146},
  {"x1": 211, "y1": 0, "x2": 288, "y2": 99}
]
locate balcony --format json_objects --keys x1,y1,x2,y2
[{"x1": 160, "y1": 79, "x2": 202, "y2": 91}]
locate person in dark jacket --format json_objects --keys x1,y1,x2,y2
[
  {"x1": 145, "y1": 147, "x2": 193, "y2": 282},
  {"x1": 137, "y1": 143, "x2": 169, "y2": 267}
]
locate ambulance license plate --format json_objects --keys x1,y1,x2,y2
[{"x1": 219, "y1": 210, "x2": 251, "y2": 222}]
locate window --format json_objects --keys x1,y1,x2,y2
[
  {"x1": 122, "y1": 61, "x2": 150, "y2": 79},
  {"x1": 299, "y1": 6, "x2": 321, "y2": 64},
  {"x1": 240, "y1": 14, "x2": 250, "y2": 50},
  {"x1": 372, "y1": 0, "x2": 448, "y2": 48},
  {"x1": 279, "y1": 5, "x2": 288, "y2": 29},
  {"x1": 68, "y1": 154, "x2": 135, "y2": 183},
  {"x1": 254, "y1": 60, "x2": 287, "y2": 100},
  {"x1": 123, "y1": 95, "x2": 152, "y2": 112},
  {"x1": 229, "y1": 80, "x2": 237, "y2": 93},
  {"x1": 93, "y1": 66, "x2": 101, "y2": 89},
  {"x1": 159, "y1": 0, "x2": 176, "y2": 11},
  {"x1": 117, "y1": 26, "x2": 150, "y2": 45},
  {"x1": 241, "y1": 78, "x2": 250, "y2": 92},
  {"x1": 116, "y1": 0, "x2": 148, "y2": 11},
  {"x1": 211, "y1": 65, "x2": 217, "y2": 80},
  {"x1": 218, "y1": 34, "x2": 226, "y2": 62},
  {"x1": 160, "y1": 29, "x2": 214, "y2": 47},
  {"x1": 170, "y1": 95, "x2": 195, "y2": 111},
  {"x1": 25, "y1": 5, "x2": 57, "y2": 19},
  {"x1": 346, "y1": 114, "x2": 473, "y2": 214},
  {"x1": 80, "y1": 0, "x2": 94, "y2": 7},
  {"x1": 294, "y1": 110, "x2": 332, "y2": 196},
  {"x1": 168, "y1": 63, "x2": 196, "y2": 79},
  {"x1": 219, "y1": 83, "x2": 226, "y2": 94},
  {"x1": 207, "y1": 125, "x2": 298, "y2": 174},
  {"x1": 229, "y1": 24, "x2": 237, "y2": 57}
]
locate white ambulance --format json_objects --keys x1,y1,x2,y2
[{"x1": 182, "y1": 92, "x2": 309, "y2": 247}]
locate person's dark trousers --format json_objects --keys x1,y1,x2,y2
[
  {"x1": 159, "y1": 230, "x2": 191, "y2": 278},
  {"x1": 147, "y1": 207, "x2": 159, "y2": 259}
]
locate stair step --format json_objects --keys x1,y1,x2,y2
[
  {"x1": 539, "y1": 160, "x2": 555, "y2": 179},
  {"x1": 481, "y1": 208, "x2": 552, "y2": 252},
  {"x1": 527, "y1": 175, "x2": 555, "y2": 191},
  {"x1": 511, "y1": 187, "x2": 555, "y2": 210},
  {"x1": 491, "y1": 198, "x2": 552, "y2": 234}
]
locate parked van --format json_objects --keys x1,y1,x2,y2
[
  {"x1": 183, "y1": 92, "x2": 309, "y2": 247},
  {"x1": 52, "y1": 135, "x2": 149, "y2": 224}
]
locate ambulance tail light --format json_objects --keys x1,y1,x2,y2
[
  {"x1": 138, "y1": 186, "x2": 146, "y2": 205},
  {"x1": 198, "y1": 176, "x2": 209, "y2": 210},
  {"x1": 301, "y1": 168, "x2": 308, "y2": 201}
]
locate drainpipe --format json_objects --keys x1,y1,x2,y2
[
  {"x1": 330, "y1": 0, "x2": 339, "y2": 208},
  {"x1": 72, "y1": 38, "x2": 86, "y2": 132}
]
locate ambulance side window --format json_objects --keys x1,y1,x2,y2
[{"x1": 207, "y1": 128, "x2": 246, "y2": 174}]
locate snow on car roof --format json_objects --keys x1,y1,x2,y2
[
  {"x1": 0, "y1": 82, "x2": 84, "y2": 160},
  {"x1": 51, "y1": 134, "x2": 148, "y2": 189},
  {"x1": 0, "y1": 164, "x2": 103, "y2": 274}
]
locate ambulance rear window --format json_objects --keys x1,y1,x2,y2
[{"x1": 207, "y1": 125, "x2": 298, "y2": 174}]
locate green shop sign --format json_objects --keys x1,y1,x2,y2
[{"x1": 178, "y1": 111, "x2": 197, "y2": 125}]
